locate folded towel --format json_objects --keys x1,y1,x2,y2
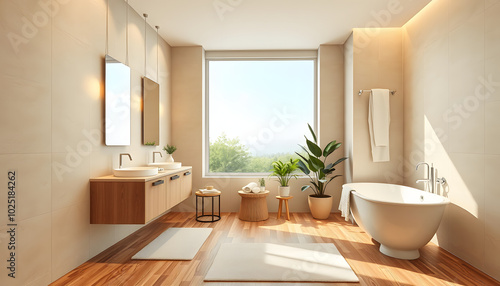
[
  {"x1": 251, "y1": 187, "x2": 261, "y2": 193},
  {"x1": 338, "y1": 186, "x2": 353, "y2": 223},
  {"x1": 199, "y1": 189, "x2": 219, "y2": 194},
  {"x1": 242, "y1": 182, "x2": 258, "y2": 192},
  {"x1": 368, "y1": 89, "x2": 390, "y2": 162}
]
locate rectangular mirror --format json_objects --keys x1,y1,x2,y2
[
  {"x1": 143, "y1": 77, "x2": 160, "y2": 146},
  {"x1": 105, "y1": 55, "x2": 131, "y2": 146}
]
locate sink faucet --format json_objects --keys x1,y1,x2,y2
[
  {"x1": 153, "y1": 151, "x2": 162, "y2": 163},
  {"x1": 119, "y1": 153, "x2": 132, "y2": 169},
  {"x1": 416, "y1": 162, "x2": 446, "y2": 194}
]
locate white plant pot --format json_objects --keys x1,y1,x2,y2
[
  {"x1": 165, "y1": 154, "x2": 174, "y2": 162},
  {"x1": 278, "y1": 186, "x2": 290, "y2": 197},
  {"x1": 308, "y1": 195, "x2": 333, "y2": 219},
  {"x1": 260, "y1": 186, "x2": 266, "y2": 192}
]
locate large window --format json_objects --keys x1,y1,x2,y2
[{"x1": 206, "y1": 52, "x2": 316, "y2": 175}]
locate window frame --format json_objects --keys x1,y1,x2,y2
[{"x1": 204, "y1": 51, "x2": 318, "y2": 178}]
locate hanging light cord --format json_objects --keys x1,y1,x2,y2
[
  {"x1": 105, "y1": 0, "x2": 108, "y2": 55},
  {"x1": 144, "y1": 13, "x2": 148, "y2": 77},
  {"x1": 156, "y1": 26, "x2": 159, "y2": 81},
  {"x1": 126, "y1": 0, "x2": 129, "y2": 65}
]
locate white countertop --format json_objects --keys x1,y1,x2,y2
[{"x1": 90, "y1": 166, "x2": 192, "y2": 182}]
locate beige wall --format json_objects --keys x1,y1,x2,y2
[
  {"x1": 318, "y1": 45, "x2": 346, "y2": 210},
  {"x1": 344, "y1": 33, "x2": 354, "y2": 182},
  {"x1": 0, "y1": 0, "x2": 171, "y2": 284},
  {"x1": 344, "y1": 29, "x2": 404, "y2": 184},
  {"x1": 402, "y1": 0, "x2": 500, "y2": 281},
  {"x1": 171, "y1": 45, "x2": 345, "y2": 213}
]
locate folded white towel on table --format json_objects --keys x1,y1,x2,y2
[
  {"x1": 251, "y1": 187, "x2": 261, "y2": 193},
  {"x1": 338, "y1": 186, "x2": 353, "y2": 223},
  {"x1": 200, "y1": 189, "x2": 219, "y2": 194},
  {"x1": 368, "y1": 89, "x2": 390, "y2": 162},
  {"x1": 242, "y1": 182, "x2": 258, "y2": 193}
]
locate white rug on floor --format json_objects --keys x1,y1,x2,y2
[
  {"x1": 132, "y1": 228, "x2": 212, "y2": 260},
  {"x1": 204, "y1": 243, "x2": 359, "y2": 282}
]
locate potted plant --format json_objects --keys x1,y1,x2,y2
[
  {"x1": 163, "y1": 144, "x2": 177, "y2": 162},
  {"x1": 269, "y1": 159, "x2": 299, "y2": 197},
  {"x1": 258, "y1": 178, "x2": 266, "y2": 192},
  {"x1": 296, "y1": 124, "x2": 347, "y2": 219}
]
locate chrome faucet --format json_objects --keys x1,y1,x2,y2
[
  {"x1": 119, "y1": 153, "x2": 132, "y2": 169},
  {"x1": 415, "y1": 162, "x2": 430, "y2": 187},
  {"x1": 416, "y1": 162, "x2": 446, "y2": 194},
  {"x1": 153, "y1": 151, "x2": 162, "y2": 163}
]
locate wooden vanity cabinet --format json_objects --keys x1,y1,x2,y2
[{"x1": 90, "y1": 167, "x2": 192, "y2": 224}]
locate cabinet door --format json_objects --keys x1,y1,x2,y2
[
  {"x1": 167, "y1": 173, "x2": 182, "y2": 208},
  {"x1": 165, "y1": 175, "x2": 173, "y2": 210},
  {"x1": 145, "y1": 178, "x2": 166, "y2": 222},
  {"x1": 181, "y1": 170, "x2": 193, "y2": 201},
  {"x1": 90, "y1": 181, "x2": 146, "y2": 224}
]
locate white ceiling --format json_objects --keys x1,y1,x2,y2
[{"x1": 128, "y1": 0, "x2": 431, "y2": 50}]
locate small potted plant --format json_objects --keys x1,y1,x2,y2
[
  {"x1": 163, "y1": 144, "x2": 177, "y2": 162},
  {"x1": 269, "y1": 159, "x2": 299, "y2": 197},
  {"x1": 296, "y1": 124, "x2": 347, "y2": 219},
  {"x1": 258, "y1": 178, "x2": 266, "y2": 192}
]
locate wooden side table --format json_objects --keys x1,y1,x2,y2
[
  {"x1": 195, "y1": 190, "x2": 221, "y2": 223},
  {"x1": 276, "y1": 196, "x2": 293, "y2": 220},
  {"x1": 237, "y1": 191, "x2": 269, "y2": 221}
]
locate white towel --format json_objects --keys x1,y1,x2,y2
[
  {"x1": 368, "y1": 89, "x2": 390, "y2": 162},
  {"x1": 242, "y1": 182, "x2": 258, "y2": 193},
  {"x1": 251, "y1": 187, "x2": 261, "y2": 193},
  {"x1": 338, "y1": 186, "x2": 353, "y2": 223},
  {"x1": 199, "y1": 189, "x2": 219, "y2": 194}
]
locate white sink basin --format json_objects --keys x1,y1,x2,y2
[
  {"x1": 113, "y1": 167, "x2": 159, "y2": 177},
  {"x1": 148, "y1": 162, "x2": 182, "y2": 170}
]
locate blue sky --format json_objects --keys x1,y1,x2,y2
[{"x1": 208, "y1": 60, "x2": 315, "y2": 156}]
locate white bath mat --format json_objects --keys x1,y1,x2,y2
[
  {"x1": 204, "y1": 243, "x2": 359, "y2": 282},
  {"x1": 132, "y1": 228, "x2": 212, "y2": 260}
]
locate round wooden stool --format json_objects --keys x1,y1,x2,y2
[
  {"x1": 195, "y1": 190, "x2": 221, "y2": 223},
  {"x1": 276, "y1": 196, "x2": 293, "y2": 220},
  {"x1": 237, "y1": 190, "x2": 269, "y2": 221}
]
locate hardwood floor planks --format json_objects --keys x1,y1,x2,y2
[{"x1": 51, "y1": 212, "x2": 500, "y2": 286}]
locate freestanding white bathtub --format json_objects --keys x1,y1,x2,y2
[{"x1": 343, "y1": 183, "x2": 449, "y2": 260}]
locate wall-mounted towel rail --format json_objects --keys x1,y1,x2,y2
[{"x1": 358, "y1": 90, "x2": 396, "y2": 96}]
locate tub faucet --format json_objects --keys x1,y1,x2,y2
[
  {"x1": 153, "y1": 151, "x2": 162, "y2": 163},
  {"x1": 416, "y1": 162, "x2": 434, "y2": 193},
  {"x1": 416, "y1": 162, "x2": 447, "y2": 194},
  {"x1": 119, "y1": 153, "x2": 132, "y2": 169}
]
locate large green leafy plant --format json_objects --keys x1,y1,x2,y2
[
  {"x1": 269, "y1": 159, "x2": 299, "y2": 187},
  {"x1": 296, "y1": 124, "x2": 347, "y2": 197}
]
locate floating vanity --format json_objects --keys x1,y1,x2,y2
[{"x1": 90, "y1": 167, "x2": 192, "y2": 224}]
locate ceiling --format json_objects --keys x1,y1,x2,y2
[{"x1": 128, "y1": 0, "x2": 431, "y2": 50}]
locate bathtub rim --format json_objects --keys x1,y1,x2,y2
[{"x1": 344, "y1": 182, "x2": 450, "y2": 207}]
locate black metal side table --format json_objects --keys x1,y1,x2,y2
[{"x1": 195, "y1": 190, "x2": 221, "y2": 223}]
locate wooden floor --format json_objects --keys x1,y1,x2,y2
[{"x1": 51, "y1": 212, "x2": 500, "y2": 286}]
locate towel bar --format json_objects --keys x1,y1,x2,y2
[{"x1": 358, "y1": 90, "x2": 396, "y2": 96}]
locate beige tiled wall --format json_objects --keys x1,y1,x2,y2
[
  {"x1": 344, "y1": 29, "x2": 404, "y2": 184},
  {"x1": 0, "y1": 0, "x2": 171, "y2": 284},
  {"x1": 403, "y1": 0, "x2": 500, "y2": 281},
  {"x1": 171, "y1": 45, "x2": 345, "y2": 212}
]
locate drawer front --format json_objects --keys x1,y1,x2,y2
[
  {"x1": 181, "y1": 170, "x2": 193, "y2": 200},
  {"x1": 145, "y1": 179, "x2": 166, "y2": 222}
]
